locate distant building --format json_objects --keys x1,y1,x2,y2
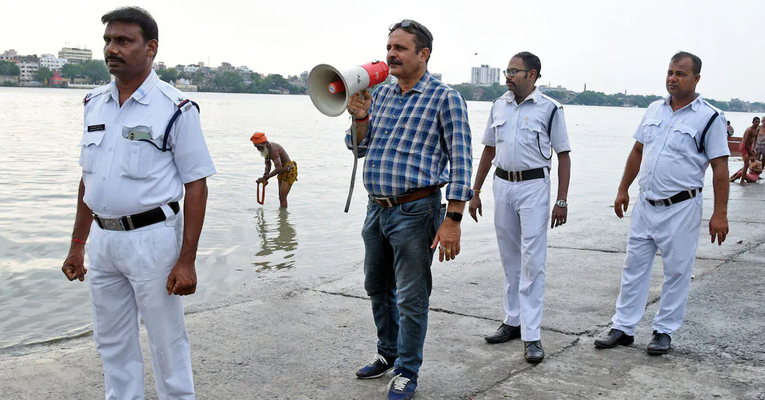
[
  {"x1": 218, "y1": 62, "x2": 235, "y2": 73},
  {"x1": 236, "y1": 65, "x2": 251, "y2": 74},
  {"x1": 18, "y1": 61, "x2": 39, "y2": 81},
  {"x1": 39, "y1": 54, "x2": 68, "y2": 71},
  {"x1": 58, "y1": 47, "x2": 92, "y2": 64},
  {"x1": 1, "y1": 49, "x2": 18, "y2": 61},
  {"x1": 432, "y1": 72, "x2": 443, "y2": 81},
  {"x1": 470, "y1": 64, "x2": 500, "y2": 86}
]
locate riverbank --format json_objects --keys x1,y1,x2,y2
[{"x1": 1, "y1": 179, "x2": 764, "y2": 399}]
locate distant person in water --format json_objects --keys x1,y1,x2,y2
[
  {"x1": 727, "y1": 121, "x2": 734, "y2": 136},
  {"x1": 738, "y1": 117, "x2": 760, "y2": 185},
  {"x1": 251, "y1": 132, "x2": 297, "y2": 208}
]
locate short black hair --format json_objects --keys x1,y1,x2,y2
[
  {"x1": 513, "y1": 51, "x2": 542, "y2": 81},
  {"x1": 389, "y1": 19, "x2": 433, "y2": 62},
  {"x1": 671, "y1": 51, "x2": 701, "y2": 75},
  {"x1": 755, "y1": 117, "x2": 761, "y2": 122},
  {"x1": 101, "y1": 7, "x2": 158, "y2": 43}
]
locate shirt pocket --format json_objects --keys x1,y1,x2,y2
[
  {"x1": 491, "y1": 119, "x2": 507, "y2": 143},
  {"x1": 668, "y1": 123, "x2": 699, "y2": 153},
  {"x1": 120, "y1": 125, "x2": 158, "y2": 179},
  {"x1": 520, "y1": 119, "x2": 544, "y2": 148},
  {"x1": 78, "y1": 130, "x2": 105, "y2": 174},
  {"x1": 641, "y1": 118, "x2": 662, "y2": 144}
]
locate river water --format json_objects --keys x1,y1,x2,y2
[{"x1": 0, "y1": 87, "x2": 753, "y2": 351}]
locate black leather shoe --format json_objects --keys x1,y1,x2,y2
[
  {"x1": 594, "y1": 329, "x2": 634, "y2": 349},
  {"x1": 484, "y1": 323, "x2": 521, "y2": 344},
  {"x1": 647, "y1": 331, "x2": 671, "y2": 355},
  {"x1": 524, "y1": 340, "x2": 544, "y2": 363}
]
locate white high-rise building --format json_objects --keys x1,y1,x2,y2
[
  {"x1": 470, "y1": 64, "x2": 500, "y2": 86},
  {"x1": 58, "y1": 47, "x2": 92, "y2": 64},
  {"x1": 39, "y1": 54, "x2": 68, "y2": 71}
]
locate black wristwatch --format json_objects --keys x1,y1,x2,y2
[{"x1": 445, "y1": 211, "x2": 463, "y2": 222}]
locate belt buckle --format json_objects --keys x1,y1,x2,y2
[
  {"x1": 515, "y1": 171, "x2": 523, "y2": 182},
  {"x1": 101, "y1": 218, "x2": 125, "y2": 231}
]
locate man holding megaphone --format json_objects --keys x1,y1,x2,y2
[{"x1": 344, "y1": 19, "x2": 473, "y2": 400}]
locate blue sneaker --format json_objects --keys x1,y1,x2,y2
[
  {"x1": 387, "y1": 370, "x2": 417, "y2": 400},
  {"x1": 356, "y1": 353, "x2": 396, "y2": 379}
]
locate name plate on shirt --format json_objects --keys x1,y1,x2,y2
[
  {"x1": 87, "y1": 124, "x2": 105, "y2": 132},
  {"x1": 122, "y1": 125, "x2": 153, "y2": 141}
]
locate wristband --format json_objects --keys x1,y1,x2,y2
[
  {"x1": 72, "y1": 238, "x2": 86, "y2": 245},
  {"x1": 473, "y1": 189, "x2": 481, "y2": 194},
  {"x1": 355, "y1": 115, "x2": 369, "y2": 122}
]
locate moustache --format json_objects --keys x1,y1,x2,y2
[
  {"x1": 388, "y1": 58, "x2": 402, "y2": 66},
  {"x1": 106, "y1": 56, "x2": 125, "y2": 63}
]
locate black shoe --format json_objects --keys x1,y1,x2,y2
[
  {"x1": 647, "y1": 331, "x2": 671, "y2": 355},
  {"x1": 356, "y1": 353, "x2": 397, "y2": 379},
  {"x1": 594, "y1": 329, "x2": 634, "y2": 349},
  {"x1": 524, "y1": 340, "x2": 544, "y2": 363},
  {"x1": 484, "y1": 323, "x2": 521, "y2": 344}
]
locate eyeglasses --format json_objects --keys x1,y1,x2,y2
[
  {"x1": 503, "y1": 68, "x2": 532, "y2": 78},
  {"x1": 392, "y1": 19, "x2": 433, "y2": 47}
]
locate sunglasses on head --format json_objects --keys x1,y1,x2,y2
[{"x1": 393, "y1": 20, "x2": 433, "y2": 47}]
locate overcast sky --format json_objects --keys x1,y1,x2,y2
[{"x1": 1, "y1": 0, "x2": 762, "y2": 102}]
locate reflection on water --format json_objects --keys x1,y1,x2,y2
[{"x1": 252, "y1": 208, "x2": 298, "y2": 271}]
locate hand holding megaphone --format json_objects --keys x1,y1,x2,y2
[{"x1": 347, "y1": 90, "x2": 372, "y2": 119}]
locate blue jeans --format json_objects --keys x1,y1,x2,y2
[{"x1": 362, "y1": 191, "x2": 444, "y2": 377}]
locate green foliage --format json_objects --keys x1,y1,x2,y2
[
  {"x1": 545, "y1": 90, "x2": 567, "y2": 101},
  {"x1": 213, "y1": 71, "x2": 244, "y2": 92},
  {"x1": 35, "y1": 67, "x2": 52, "y2": 83},
  {"x1": 0, "y1": 61, "x2": 20, "y2": 76},
  {"x1": 158, "y1": 68, "x2": 178, "y2": 83},
  {"x1": 452, "y1": 84, "x2": 474, "y2": 101},
  {"x1": 61, "y1": 63, "x2": 82, "y2": 81},
  {"x1": 82, "y1": 60, "x2": 110, "y2": 83},
  {"x1": 480, "y1": 83, "x2": 508, "y2": 101}
]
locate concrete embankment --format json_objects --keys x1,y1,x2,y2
[{"x1": 1, "y1": 182, "x2": 764, "y2": 399}]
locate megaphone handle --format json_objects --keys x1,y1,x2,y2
[{"x1": 344, "y1": 120, "x2": 359, "y2": 213}]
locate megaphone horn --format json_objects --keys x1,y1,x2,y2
[{"x1": 308, "y1": 61, "x2": 389, "y2": 117}]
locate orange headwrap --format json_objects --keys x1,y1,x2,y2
[{"x1": 250, "y1": 132, "x2": 267, "y2": 144}]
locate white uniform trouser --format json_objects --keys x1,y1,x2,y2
[
  {"x1": 611, "y1": 192, "x2": 702, "y2": 336},
  {"x1": 493, "y1": 174, "x2": 550, "y2": 341},
  {"x1": 88, "y1": 213, "x2": 195, "y2": 400}
]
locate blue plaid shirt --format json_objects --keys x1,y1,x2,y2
[{"x1": 345, "y1": 72, "x2": 473, "y2": 202}]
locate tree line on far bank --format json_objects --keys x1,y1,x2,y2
[
  {"x1": 157, "y1": 67, "x2": 306, "y2": 95},
  {"x1": 452, "y1": 82, "x2": 765, "y2": 113}
]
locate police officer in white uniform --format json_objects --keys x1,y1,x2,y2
[
  {"x1": 61, "y1": 7, "x2": 216, "y2": 399},
  {"x1": 595, "y1": 51, "x2": 729, "y2": 355},
  {"x1": 469, "y1": 52, "x2": 571, "y2": 363}
]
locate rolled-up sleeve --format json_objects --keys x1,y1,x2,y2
[
  {"x1": 440, "y1": 91, "x2": 474, "y2": 202},
  {"x1": 705, "y1": 113, "x2": 731, "y2": 160}
]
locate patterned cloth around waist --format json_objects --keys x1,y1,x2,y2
[{"x1": 278, "y1": 160, "x2": 298, "y2": 184}]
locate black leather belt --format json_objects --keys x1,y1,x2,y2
[
  {"x1": 370, "y1": 186, "x2": 439, "y2": 208},
  {"x1": 93, "y1": 202, "x2": 180, "y2": 231},
  {"x1": 496, "y1": 167, "x2": 545, "y2": 182},
  {"x1": 647, "y1": 188, "x2": 701, "y2": 207}
]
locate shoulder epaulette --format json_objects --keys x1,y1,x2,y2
[
  {"x1": 540, "y1": 93, "x2": 563, "y2": 109},
  {"x1": 157, "y1": 82, "x2": 188, "y2": 107},
  {"x1": 702, "y1": 99, "x2": 723, "y2": 115},
  {"x1": 82, "y1": 85, "x2": 111, "y2": 105}
]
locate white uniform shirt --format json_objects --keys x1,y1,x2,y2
[
  {"x1": 481, "y1": 88, "x2": 571, "y2": 172},
  {"x1": 633, "y1": 94, "x2": 729, "y2": 200},
  {"x1": 79, "y1": 70, "x2": 216, "y2": 217}
]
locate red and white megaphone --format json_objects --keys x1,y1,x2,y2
[{"x1": 308, "y1": 61, "x2": 389, "y2": 117}]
